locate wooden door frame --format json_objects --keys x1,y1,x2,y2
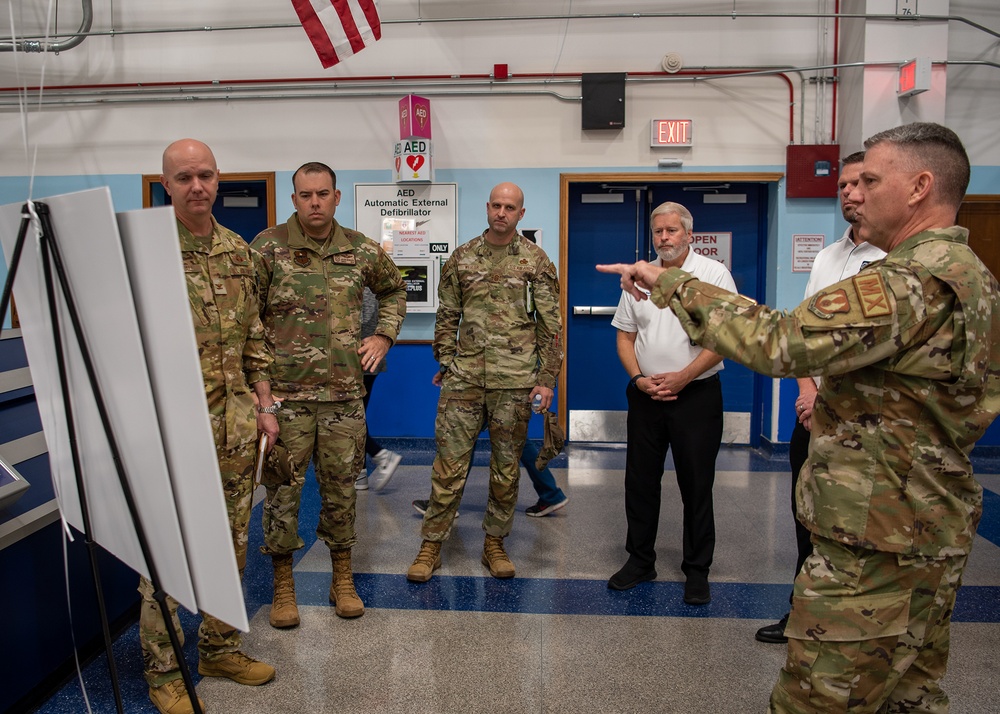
[{"x1": 557, "y1": 172, "x2": 784, "y2": 434}]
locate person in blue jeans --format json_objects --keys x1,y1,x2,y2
[{"x1": 413, "y1": 431, "x2": 568, "y2": 518}]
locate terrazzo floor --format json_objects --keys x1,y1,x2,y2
[{"x1": 31, "y1": 443, "x2": 1000, "y2": 713}]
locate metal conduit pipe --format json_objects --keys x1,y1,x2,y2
[
  {"x1": 0, "y1": 0, "x2": 93, "y2": 53},
  {"x1": 1, "y1": 10, "x2": 998, "y2": 45},
  {"x1": 0, "y1": 67, "x2": 798, "y2": 140}
]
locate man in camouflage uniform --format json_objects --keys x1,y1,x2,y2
[
  {"x1": 252, "y1": 162, "x2": 405, "y2": 627},
  {"x1": 599, "y1": 122, "x2": 1000, "y2": 712},
  {"x1": 140, "y1": 139, "x2": 280, "y2": 714},
  {"x1": 407, "y1": 182, "x2": 563, "y2": 582}
]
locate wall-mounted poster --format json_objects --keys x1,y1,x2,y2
[{"x1": 394, "y1": 257, "x2": 439, "y2": 313}]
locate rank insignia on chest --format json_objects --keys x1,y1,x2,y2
[
  {"x1": 852, "y1": 272, "x2": 892, "y2": 318},
  {"x1": 213, "y1": 279, "x2": 227, "y2": 295},
  {"x1": 808, "y1": 288, "x2": 850, "y2": 319},
  {"x1": 333, "y1": 252, "x2": 357, "y2": 265},
  {"x1": 294, "y1": 250, "x2": 311, "y2": 267}
]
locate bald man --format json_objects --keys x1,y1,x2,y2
[
  {"x1": 407, "y1": 183, "x2": 563, "y2": 582},
  {"x1": 138, "y1": 139, "x2": 278, "y2": 714}
]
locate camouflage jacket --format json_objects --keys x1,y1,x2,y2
[
  {"x1": 646, "y1": 226, "x2": 1000, "y2": 557},
  {"x1": 435, "y1": 232, "x2": 563, "y2": 390},
  {"x1": 178, "y1": 218, "x2": 271, "y2": 450},
  {"x1": 251, "y1": 215, "x2": 406, "y2": 402}
]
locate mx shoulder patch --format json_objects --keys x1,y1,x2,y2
[{"x1": 852, "y1": 272, "x2": 892, "y2": 318}]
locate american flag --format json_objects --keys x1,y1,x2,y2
[{"x1": 290, "y1": 0, "x2": 382, "y2": 69}]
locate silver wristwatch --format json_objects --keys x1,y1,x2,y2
[{"x1": 258, "y1": 401, "x2": 282, "y2": 414}]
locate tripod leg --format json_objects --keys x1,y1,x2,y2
[
  {"x1": 0, "y1": 208, "x2": 31, "y2": 330},
  {"x1": 38, "y1": 225, "x2": 125, "y2": 714}
]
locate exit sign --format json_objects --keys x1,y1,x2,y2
[
  {"x1": 650, "y1": 119, "x2": 693, "y2": 147},
  {"x1": 898, "y1": 57, "x2": 931, "y2": 97}
]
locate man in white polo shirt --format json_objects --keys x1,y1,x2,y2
[{"x1": 608, "y1": 201, "x2": 736, "y2": 605}]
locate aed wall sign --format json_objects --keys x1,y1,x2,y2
[
  {"x1": 650, "y1": 119, "x2": 693, "y2": 147},
  {"x1": 354, "y1": 182, "x2": 458, "y2": 258}
]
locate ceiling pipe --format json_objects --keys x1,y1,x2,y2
[
  {"x1": 1, "y1": 10, "x2": 998, "y2": 44},
  {"x1": 0, "y1": 67, "x2": 798, "y2": 141},
  {"x1": 0, "y1": 0, "x2": 93, "y2": 53}
]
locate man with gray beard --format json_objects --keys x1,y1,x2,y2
[{"x1": 608, "y1": 201, "x2": 736, "y2": 605}]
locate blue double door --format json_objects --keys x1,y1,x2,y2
[{"x1": 564, "y1": 180, "x2": 769, "y2": 445}]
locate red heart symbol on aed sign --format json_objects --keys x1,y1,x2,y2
[
  {"x1": 406, "y1": 155, "x2": 424, "y2": 172},
  {"x1": 394, "y1": 157, "x2": 401, "y2": 173}
]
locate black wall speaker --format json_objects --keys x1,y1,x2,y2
[{"x1": 581, "y1": 72, "x2": 626, "y2": 130}]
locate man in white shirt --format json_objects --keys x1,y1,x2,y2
[
  {"x1": 755, "y1": 151, "x2": 887, "y2": 643},
  {"x1": 609, "y1": 201, "x2": 737, "y2": 605}
]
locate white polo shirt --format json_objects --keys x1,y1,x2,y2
[
  {"x1": 804, "y1": 227, "x2": 886, "y2": 299},
  {"x1": 611, "y1": 249, "x2": 737, "y2": 378}
]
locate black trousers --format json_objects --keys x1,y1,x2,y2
[
  {"x1": 788, "y1": 420, "x2": 814, "y2": 586},
  {"x1": 623, "y1": 374, "x2": 722, "y2": 577},
  {"x1": 362, "y1": 373, "x2": 382, "y2": 458}
]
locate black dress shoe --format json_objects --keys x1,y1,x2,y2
[
  {"x1": 607, "y1": 562, "x2": 657, "y2": 590},
  {"x1": 755, "y1": 613, "x2": 789, "y2": 643},
  {"x1": 683, "y1": 575, "x2": 711, "y2": 605}
]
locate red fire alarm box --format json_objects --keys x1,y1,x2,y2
[{"x1": 786, "y1": 144, "x2": 841, "y2": 198}]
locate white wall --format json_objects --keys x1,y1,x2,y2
[{"x1": 1, "y1": 1, "x2": 997, "y2": 424}]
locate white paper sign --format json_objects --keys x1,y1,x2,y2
[
  {"x1": 792, "y1": 234, "x2": 826, "y2": 272},
  {"x1": 392, "y1": 229, "x2": 430, "y2": 258},
  {"x1": 691, "y1": 232, "x2": 732, "y2": 270}
]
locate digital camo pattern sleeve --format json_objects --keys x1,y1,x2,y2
[
  {"x1": 529, "y1": 246, "x2": 563, "y2": 389},
  {"x1": 648, "y1": 228, "x2": 998, "y2": 388},
  {"x1": 647, "y1": 227, "x2": 1000, "y2": 556}
]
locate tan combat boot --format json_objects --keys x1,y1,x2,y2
[
  {"x1": 269, "y1": 553, "x2": 300, "y2": 628},
  {"x1": 482, "y1": 534, "x2": 515, "y2": 579},
  {"x1": 329, "y1": 549, "x2": 365, "y2": 618},
  {"x1": 406, "y1": 540, "x2": 442, "y2": 582},
  {"x1": 198, "y1": 651, "x2": 275, "y2": 685},
  {"x1": 148, "y1": 679, "x2": 206, "y2": 714}
]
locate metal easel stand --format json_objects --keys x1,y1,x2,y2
[{"x1": 0, "y1": 202, "x2": 204, "y2": 714}]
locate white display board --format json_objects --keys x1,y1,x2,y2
[
  {"x1": 0, "y1": 191, "x2": 247, "y2": 630},
  {"x1": 354, "y1": 183, "x2": 457, "y2": 260},
  {"x1": 118, "y1": 206, "x2": 248, "y2": 631}
]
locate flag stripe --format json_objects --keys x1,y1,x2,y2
[{"x1": 290, "y1": 0, "x2": 381, "y2": 69}]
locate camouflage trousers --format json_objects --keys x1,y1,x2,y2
[
  {"x1": 421, "y1": 377, "x2": 532, "y2": 541},
  {"x1": 261, "y1": 399, "x2": 364, "y2": 555},
  {"x1": 138, "y1": 439, "x2": 255, "y2": 686},
  {"x1": 769, "y1": 536, "x2": 968, "y2": 713}
]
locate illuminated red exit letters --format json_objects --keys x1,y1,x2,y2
[{"x1": 650, "y1": 119, "x2": 693, "y2": 147}]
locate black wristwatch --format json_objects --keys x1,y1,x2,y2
[{"x1": 629, "y1": 374, "x2": 644, "y2": 389}]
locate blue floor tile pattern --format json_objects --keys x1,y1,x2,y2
[{"x1": 30, "y1": 442, "x2": 1000, "y2": 713}]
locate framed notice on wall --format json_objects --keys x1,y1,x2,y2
[
  {"x1": 792, "y1": 234, "x2": 826, "y2": 272},
  {"x1": 395, "y1": 257, "x2": 440, "y2": 313}
]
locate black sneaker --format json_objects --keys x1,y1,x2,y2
[
  {"x1": 755, "y1": 613, "x2": 789, "y2": 644},
  {"x1": 683, "y1": 574, "x2": 711, "y2": 605},
  {"x1": 607, "y1": 562, "x2": 657, "y2": 590},
  {"x1": 525, "y1": 496, "x2": 569, "y2": 517},
  {"x1": 412, "y1": 499, "x2": 459, "y2": 518}
]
